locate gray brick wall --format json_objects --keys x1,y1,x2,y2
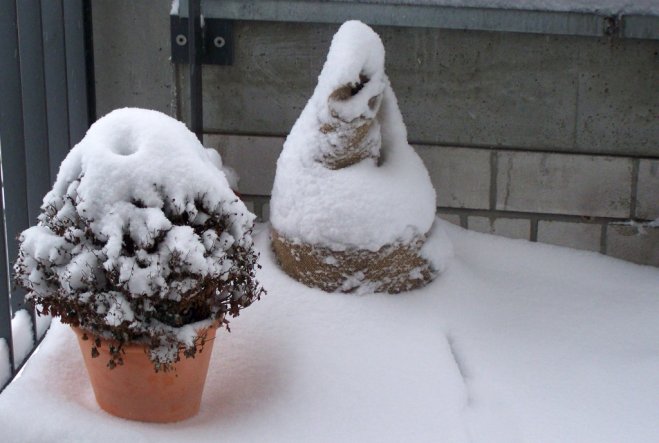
[
  {"x1": 468, "y1": 216, "x2": 531, "y2": 240},
  {"x1": 607, "y1": 225, "x2": 659, "y2": 266},
  {"x1": 205, "y1": 134, "x2": 659, "y2": 266},
  {"x1": 193, "y1": 22, "x2": 657, "y2": 267},
  {"x1": 92, "y1": 6, "x2": 659, "y2": 266},
  {"x1": 495, "y1": 152, "x2": 633, "y2": 218},
  {"x1": 204, "y1": 134, "x2": 281, "y2": 196},
  {"x1": 437, "y1": 212, "x2": 462, "y2": 227},
  {"x1": 636, "y1": 160, "x2": 659, "y2": 220},
  {"x1": 93, "y1": 0, "x2": 174, "y2": 118},
  {"x1": 416, "y1": 146, "x2": 490, "y2": 209},
  {"x1": 537, "y1": 221, "x2": 602, "y2": 253},
  {"x1": 182, "y1": 22, "x2": 658, "y2": 157}
]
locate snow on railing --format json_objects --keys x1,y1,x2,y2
[
  {"x1": 2, "y1": 310, "x2": 52, "y2": 386},
  {"x1": 177, "y1": 0, "x2": 659, "y2": 40},
  {"x1": 0, "y1": 308, "x2": 52, "y2": 391},
  {"x1": 0, "y1": 339, "x2": 10, "y2": 387},
  {"x1": 10, "y1": 310, "x2": 35, "y2": 370},
  {"x1": 0, "y1": 302, "x2": 52, "y2": 391}
]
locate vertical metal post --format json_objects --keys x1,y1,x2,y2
[
  {"x1": 0, "y1": 0, "x2": 92, "y2": 392},
  {"x1": 188, "y1": 0, "x2": 203, "y2": 141},
  {"x1": 83, "y1": 0, "x2": 97, "y2": 125},
  {"x1": 17, "y1": 0, "x2": 51, "y2": 341},
  {"x1": 0, "y1": 1, "x2": 26, "y2": 383},
  {"x1": 0, "y1": 171, "x2": 15, "y2": 386},
  {"x1": 0, "y1": 0, "x2": 31, "y2": 319},
  {"x1": 17, "y1": 0, "x2": 51, "y2": 206},
  {"x1": 42, "y1": 0, "x2": 71, "y2": 181},
  {"x1": 63, "y1": 0, "x2": 91, "y2": 147}
]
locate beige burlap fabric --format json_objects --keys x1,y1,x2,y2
[
  {"x1": 317, "y1": 75, "x2": 382, "y2": 170},
  {"x1": 272, "y1": 230, "x2": 434, "y2": 294},
  {"x1": 319, "y1": 119, "x2": 376, "y2": 169}
]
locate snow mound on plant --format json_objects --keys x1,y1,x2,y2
[
  {"x1": 271, "y1": 20, "x2": 438, "y2": 254},
  {"x1": 48, "y1": 108, "x2": 250, "y2": 246},
  {"x1": 15, "y1": 108, "x2": 260, "y2": 366}
]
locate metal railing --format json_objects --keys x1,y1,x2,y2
[
  {"x1": 0, "y1": 0, "x2": 94, "y2": 392},
  {"x1": 174, "y1": 0, "x2": 659, "y2": 40}
]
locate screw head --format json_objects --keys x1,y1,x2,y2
[
  {"x1": 213, "y1": 36, "x2": 226, "y2": 48},
  {"x1": 176, "y1": 34, "x2": 187, "y2": 46}
]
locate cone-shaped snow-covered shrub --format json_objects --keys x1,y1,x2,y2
[
  {"x1": 14, "y1": 108, "x2": 264, "y2": 370},
  {"x1": 270, "y1": 21, "x2": 452, "y2": 294}
]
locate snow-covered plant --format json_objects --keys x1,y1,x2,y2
[
  {"x1": 14, "y1": 108, "x2": 264, "y2": 371},
  {"x1": 271, "y1": 20, "x2": 438, "y2": 257}
]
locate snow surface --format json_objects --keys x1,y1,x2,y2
[
  {"x1": 1, "y1": 220, "x2": 658, "y2": 442},
  {"x1": 271, "y1": 21, "x2": 436, "y2": 252}
]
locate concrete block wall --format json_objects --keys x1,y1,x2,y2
[
  {"x1": 92, "y1": 0, "x2": 175, "y2": 118},
  {"x1": 92, "y1": 1, "x2": 659, "y2": 266},
  {"x1": 205, "y1": 134, "x2": 659, "y2": 266}
]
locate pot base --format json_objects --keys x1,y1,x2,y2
[{"x1": 73, "y1": 326, "x2": 217, "y2": 423}]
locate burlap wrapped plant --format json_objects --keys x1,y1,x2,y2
[{"x1": 270, "y1": 21, "x2": 452, "y2": 294}]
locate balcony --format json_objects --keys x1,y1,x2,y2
[{"x1": 1, "y1": 1, "x2": 658, "y2": 441}]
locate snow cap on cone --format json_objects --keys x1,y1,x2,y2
[{"x1": 315, "y1": 21, "x2": 386, "y2": 168}]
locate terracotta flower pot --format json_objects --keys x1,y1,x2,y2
[{"x1": 72, "y1": 325, "x2": 218, "y2": 423}]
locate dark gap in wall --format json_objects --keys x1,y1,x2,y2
[
  {"x1": 630, "y1": 158, "x2": 640, "y2": 219},
  {"x1": 242, "y1": 197, "x2": 655, "y2": 226},
  {"x1": 203, "y1": 132, "x2": 659, "y2": 161},
  {"x1": 572, "y1": 68, "x2": 580, "y2": 149},
  {"x1": 459, "y1": 214, "x2": 468, "y2": 229},
  {"x1": 530, "y1": 218, "x2": 539, "y2": 242},
  {"x1": 434, "y1": 207, "x2": 638, "y2": 224},
  {"x1": 489, "y1": 151, "x2": 498, "y2": 211},
  {"x1": 600, "y1": 223, "x2": 608, "y2": 254},
  {"x1": 240, "y1": 194, "x2": 270, "y2": 221}
]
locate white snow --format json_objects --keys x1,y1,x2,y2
[
  {"x1": 44, "y1": 107, "x2": 250, "y2": 256},
  {"x1": 271, "y1": 21, "x2": 436, "y2": 252},
  {"x1": 205, "y1": 147, "x2": 239, "y2": 190},
  {"x1": 611, "y1": 218, "x2": 659, "y2": 235},
  {"x1": 0, "y1": 309, "x2": 40, "y2": 387},
  {"x1": 11, "y1": 309, "x2": 34, "y2": 368},
  {"x1": 0, "y1": 339, "x2": 10, "y2": 387},
  {"x1": 35, "y1": 313, "x2": 52, "y2": 340},
  {"x1": 16, "y1": 108, "x2": 254, "y2": 357},
  {"x1": 1, "y1": 221, "x2": 658, "y2": 442},
  {"x1": 420, "y1": 217, "x2": 454, "y2": 274}
]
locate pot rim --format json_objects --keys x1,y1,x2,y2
[{"x1": 71, "y1": 320, "x2": 221, "y2": 353}]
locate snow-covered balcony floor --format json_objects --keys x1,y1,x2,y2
[{"x1": 1, "y1": 220, "x2": 658, "y2": 442}]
